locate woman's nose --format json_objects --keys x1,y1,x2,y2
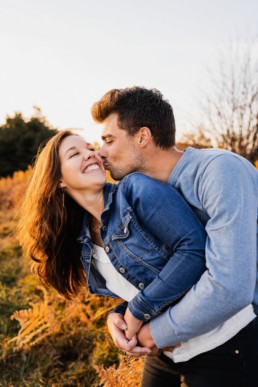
[{"x1": 83, "y1": 149, "x2": 95, "y2": 159}]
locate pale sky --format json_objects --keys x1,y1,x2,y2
[{"x1": 0, "y1": 0, "x2": 257, "y2": 142}]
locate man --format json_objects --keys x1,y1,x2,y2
[{"x1": 91, "y1": 87, "x2": 258, "y2": 386}]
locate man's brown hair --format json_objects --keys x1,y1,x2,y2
[{"x1": 92, "y1": 86, "x2": 176, "y2": 148}]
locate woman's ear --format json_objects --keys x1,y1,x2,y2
[
  {"x1": 59, "y1": 180, "x2": 66, "y2": 188},
  {"x1": 137, "y1": 127, "x2": 152, "y2": 147}
]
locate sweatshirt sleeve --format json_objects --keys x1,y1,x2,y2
[
  {"x1": 123, "y1": 173, "x2": 207, "y2": 321},
  {"x1": 150, "y1": 155, "x2": 257, "y2": 347}
]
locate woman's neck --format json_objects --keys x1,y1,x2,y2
[{"x1": 68, "y1": 188, "x2": 104, "y2": 221}]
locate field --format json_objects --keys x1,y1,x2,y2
[{"x1": 0, "y1": 171, "x2": 143, "y2": 386}]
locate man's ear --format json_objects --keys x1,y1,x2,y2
[{"x1": 137, "y1": 127, "x2": 152, "y2": 147}]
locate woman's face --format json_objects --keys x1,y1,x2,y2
[{"x1": 59, "y1": 135, "x2": 106, "y2": 192}]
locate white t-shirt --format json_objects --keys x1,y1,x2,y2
[{"x1": 92, "y1": 244, "x2": 256, "y2": 363}]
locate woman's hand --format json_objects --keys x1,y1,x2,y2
[
  {"x1": 107, "y1": 313, "x2": 151, "y2": 356},
  {"x1": 124, "y1": 308, "x2": 143, "y2": 340}
]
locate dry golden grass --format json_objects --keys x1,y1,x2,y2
[
  {"x1": 0, "y1": 169, "x2": 32, "y2": 209},
  {"x1": 8, "y1": 284, "x2": 121, "y2": 351},
  {"x1": 95, "y1": 355, "x2": 144, "y2": 387},
  {"x1": 9, "y1": 286, "x2": 61, "y2": 350}
]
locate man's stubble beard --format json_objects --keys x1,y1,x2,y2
[
  {"x1": 108, "y1": 163, "x2": 137, "y2": 181},
  {"x1": 108, "y1": 152, "x2": 144, "y2": 181}
]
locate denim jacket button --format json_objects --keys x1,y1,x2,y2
[
  {"x1": 85, "y1": 259, "x2": 91, "y2": 264},
  {"x1": 123, "y1": 227, "x2": 128, "y2": 234},
  {"x1": 138, "y1": 282, "x2": 145, "y2": 289},
  {"x1": 105, "y1": 246, "x2": 110, "y2": 253},
  {"x1": 119, "y1": 267, "x2": 126, "y2": 274},
  {"x1": 102, "y1": 225, "x2": 107, "y2": 231},
  {"x1": 143, "y1": 313, "x2": 151, "y2": 320}
]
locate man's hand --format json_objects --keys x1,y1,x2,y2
[
  {"x1": 124, "y1": 308, "x2": 143, "y2": 340},
  {"x1": 107, "y1": 313, "x2": 151, "y2": 356},
  {"x1": 137, "y1": 322, "x2": 160, "y2": 355}
]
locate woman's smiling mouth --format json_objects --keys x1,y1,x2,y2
[{"x1": 83, "y1": 163, "x2": 100, "y2": 173}]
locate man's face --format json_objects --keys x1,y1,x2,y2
[{"x1": 99, "y1": 113, "x2": 143, "y2": 180}]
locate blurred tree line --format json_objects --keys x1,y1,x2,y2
[
  {"x1": 0, "y1": 107, "x2": 57, "y2": 177},
  {"x1": 180, "y1": 40, "x2": 258, "y2": 164}
]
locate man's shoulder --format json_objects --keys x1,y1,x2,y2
[
  {"x1": 186, "y1": 146, "x2": 238, "y2": 159},
  {"x1": 171, "y1": 147, "x2": 257, "y2": 189},
  {"x1": 185, "y1": 147, "x2": 255, "y2": 170},
  {"x1": 172, "y1": 147, "x2": 235, "y2": 178},
  {"x1": 184, "y1": 148, "x2": 258, "y2": 193}
]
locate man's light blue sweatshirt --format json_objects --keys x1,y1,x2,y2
[{"x1": 150, "y1": 147, "x2": 258, "y2": 348}]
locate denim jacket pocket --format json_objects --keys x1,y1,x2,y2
[
  {"x1": 111, "y1": 211, "x2": 132, "y2": 240},
  {"x1": 110, "y1": 210, "x2": 169, "y2": 273}
]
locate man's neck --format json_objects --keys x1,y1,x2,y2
[{"x1": 139, "y1": 146, "x2": 183, "y2": 183}]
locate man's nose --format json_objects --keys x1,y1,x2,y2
[{"x1": 98, "y1": 145, "x2": 107, "y2": 158}]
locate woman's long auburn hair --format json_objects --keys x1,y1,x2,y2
[{"x1": 17, "y1": 130, "x2": 86, "y2": 299}]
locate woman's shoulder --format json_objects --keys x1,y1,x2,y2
[
  {"x1": 120, "y1": 172, "x2": 164, "y2": 186},
  {"x1": 118, "y1": 173, "x2": 156, "y2": 193},
  {"x1": 117, "y1": 172, "x2": 188, "y2": 210},
  {"x1": 119, "y1": 172, "x2": 178, "y2": 196}
]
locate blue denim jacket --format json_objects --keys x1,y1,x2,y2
[{"x1": 78, "y1": 173, "x2": 206, "y2": 321}]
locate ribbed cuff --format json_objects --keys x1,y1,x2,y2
[{"x1": 150, "y1": 310, "x2": 178, "y2": 348}]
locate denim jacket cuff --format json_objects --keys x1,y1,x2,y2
[
  {"x1": 128, "y1": 294, "x2": 158, "y2": 321},
  {"x1": 111, "y1": 301, "x2": 128, "y2": 316}
]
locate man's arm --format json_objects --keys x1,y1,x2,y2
[{"x1": 150, "y1": 155, "x2": 257, "y2": 348}]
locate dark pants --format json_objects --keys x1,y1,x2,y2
[{"x1": 141, "y1": 317, "x2": 258, "y2": 387}]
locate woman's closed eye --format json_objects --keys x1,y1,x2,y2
[{"x1": 69, "y1": 152, "x2": 80, "y2": 158}]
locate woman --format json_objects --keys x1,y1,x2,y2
[{"x1": 18, "y1": 131, "x2": 253, "y2": 362}]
